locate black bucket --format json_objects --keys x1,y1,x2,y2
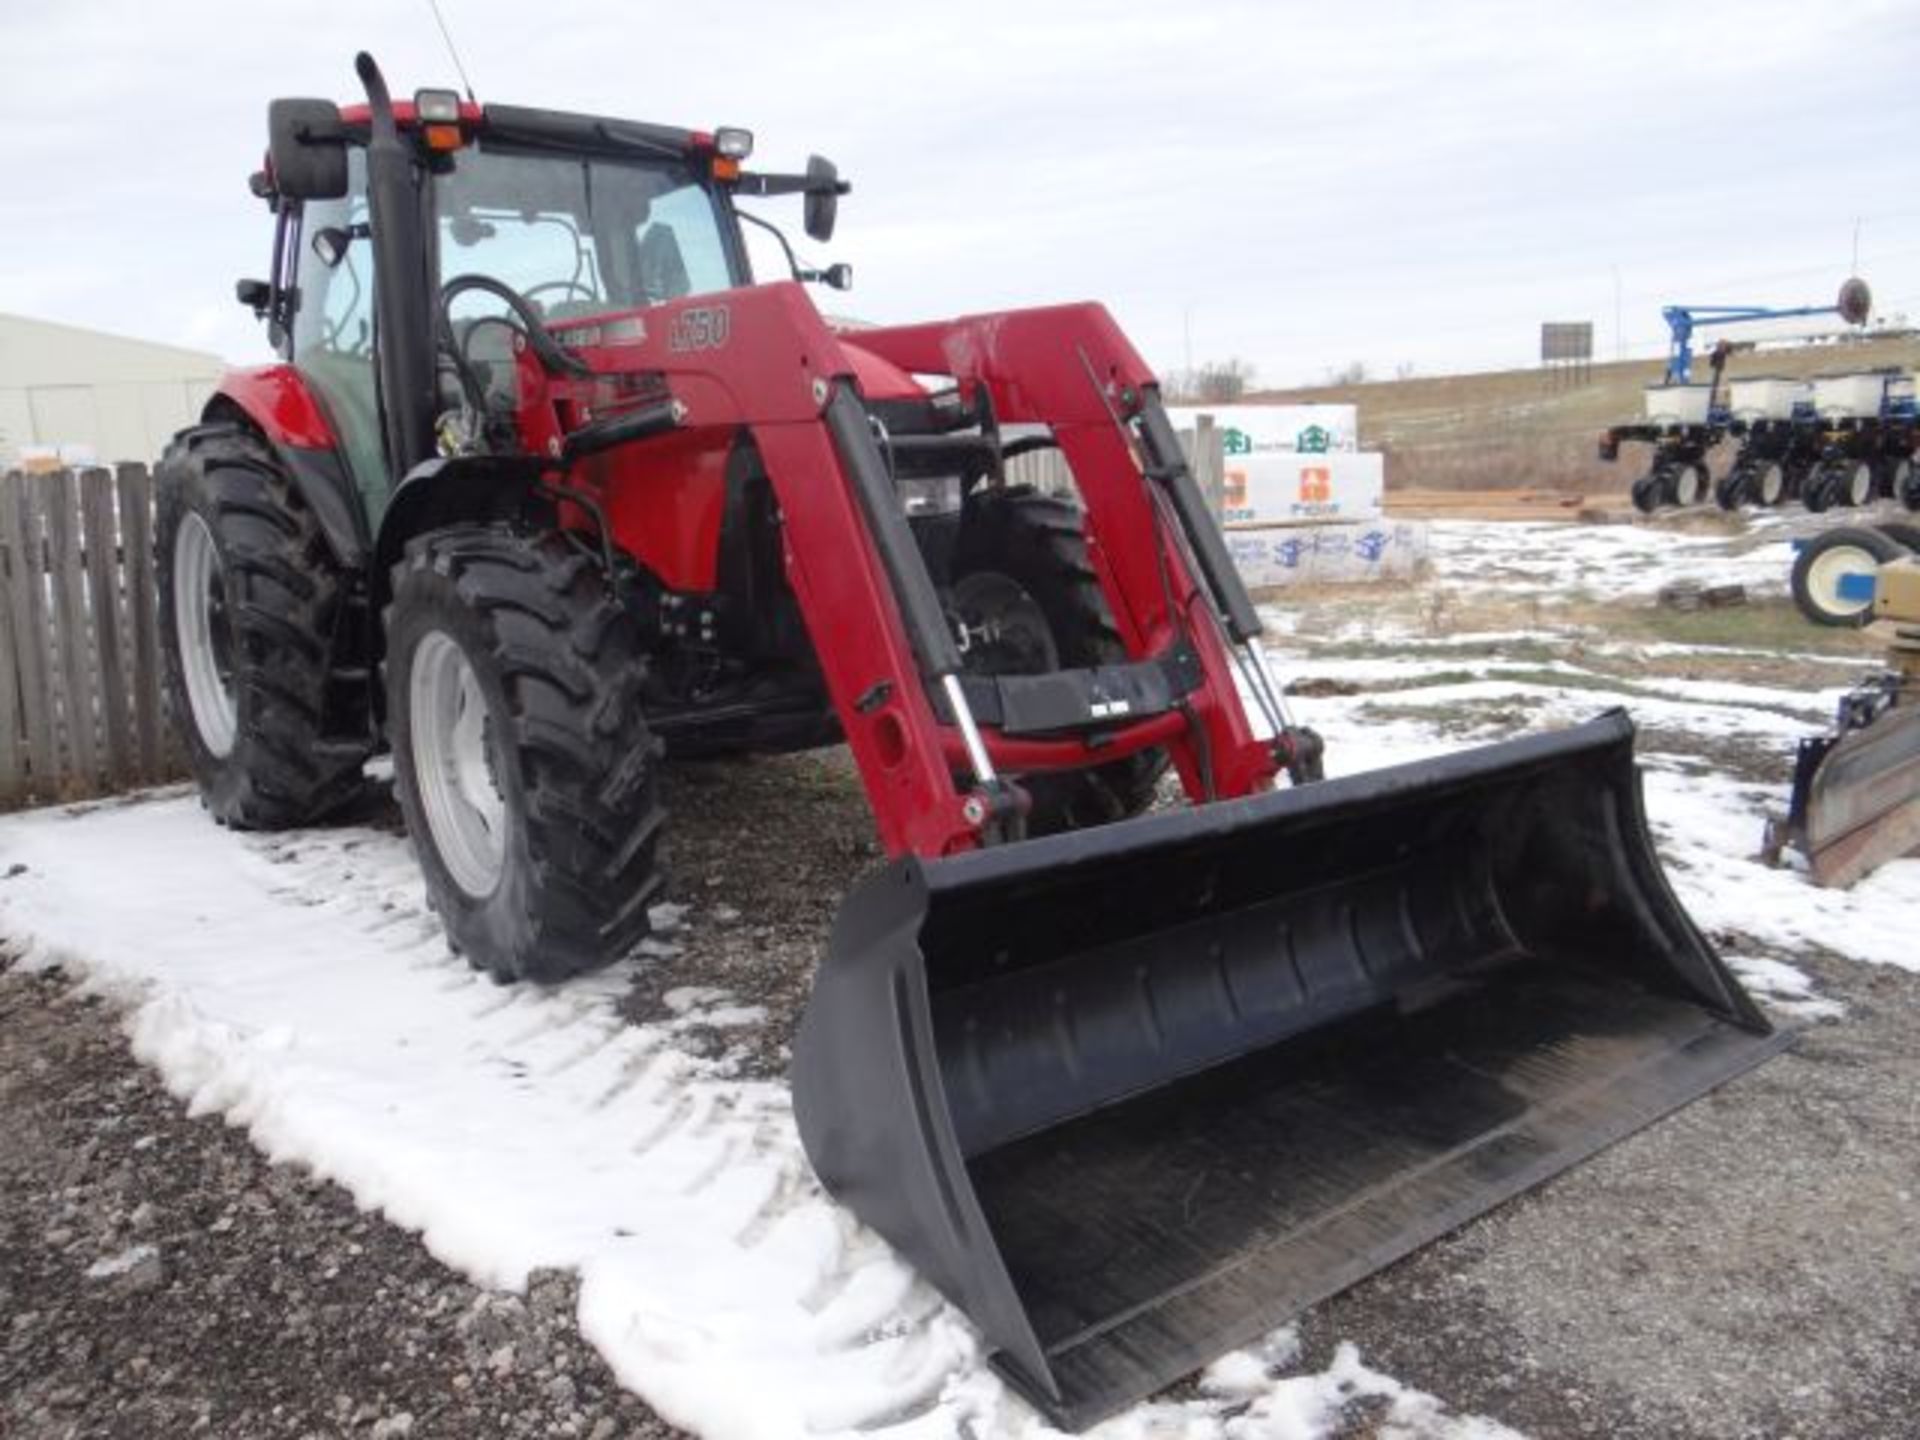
[{"x1": 791, "y1": 711, "x2": 1790, "y2": 1430}]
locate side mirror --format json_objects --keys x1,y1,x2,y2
[
  {"x1": 803, "y1": 155, "x2": 844, "y2": 243},
  {"x1": 822, "y1": 262, "x2": 853, "y2": 291},
  {"x1": 268, "y1": 97, "x2": 349, "y2": 201},
  {"x1": 235, "y1": 278, "x2": 271, "y2": 315}
]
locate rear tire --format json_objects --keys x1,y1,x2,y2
[
  {"x1": 387, "y1": 525, "x2": 666, "y2": 983},
  {"x1": 155, "y1": 424, "x2": 370, "y2": 828},
  {"x1": 1790, "y1": 526, "x2": 1902, "y2": 627},
  {"x1": 952, "y1": 488, "x2": 1168, "y2": 835}
]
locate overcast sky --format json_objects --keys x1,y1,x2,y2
[{"x1": 4, "y1": 0, "x2": 1917, "y2": 387}]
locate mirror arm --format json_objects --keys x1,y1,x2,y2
[
  {"x1": 734, "y1": 171, "x2": 850, "y2": 199},
  {"x1": 734, "y1": 207, "x2": 804, "y2": 282}
]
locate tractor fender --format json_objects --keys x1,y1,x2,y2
[
  {"x1": 372, "y1": 454, "x2": 548, "y2": 604},
  {"x1": 207, "y1": 366, "x2": 370, "y2": 570}
]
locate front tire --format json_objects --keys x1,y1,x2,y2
[
  {"x1": 388, "y1": 525, "x2": 666, "y2": 983},
  {"x1": 155, "y1": 424, "x2": 369, "y2": 827},
  {"x1": 951, "y1": 488, "x2": 1168, "y2": 835}
]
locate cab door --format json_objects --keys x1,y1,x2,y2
[{"x1": 289, "y1": 150, "x2": 393, "y2": 522}]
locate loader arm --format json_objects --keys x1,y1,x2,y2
[{"x1": 518, "y1": 286, "x2": 1282, "y2": 856}]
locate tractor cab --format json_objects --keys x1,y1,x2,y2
[{"x1": 247, "y1": 70, "x2": 841, "y2": 525}]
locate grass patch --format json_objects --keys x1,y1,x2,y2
[{"x1": 1600, "y1": 599, "x2": 1878, "y2": 657}]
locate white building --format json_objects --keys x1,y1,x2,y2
[{"x1": 0, "y1": 313, "x2": 224, "y2": 469}]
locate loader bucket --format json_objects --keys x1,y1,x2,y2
[{"x1": 791, "y1": 711, "x2": 1789, "y2": 1430}]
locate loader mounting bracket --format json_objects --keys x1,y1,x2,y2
[{"x1": 945, "y1": 642, "x2": 1205, "y2": 736}]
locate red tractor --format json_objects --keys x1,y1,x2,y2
[{"x1": 157, "y1": 54, "x2": 1783, "y2": 1429}]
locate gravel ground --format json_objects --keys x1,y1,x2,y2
[
  {"x1": 636, "y1": 749, "x2": 1920, "y2": 1438},
  {"x1": 0, "y1": 960, "x2": 681, "y2": 1440},
  {"x1": 7, "y1": 741, "x2": 1920, "y2": 1439}
]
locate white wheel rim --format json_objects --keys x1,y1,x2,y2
[
  {"x1": 1849, "y1": 463, "x2": 1874, "y2": 506},
  {"x1": 173, "y1": 513, "x2": 237, "y2": 758},
  {"x1": 1806, "y1": 546, "x2": 1877, "y2": 619},
  {"x1": 1675, "y1": 467, "x2": 1704, "y2": 506},
  {"x1": 409, "y1": 629, "x2": 508, "y2": 897},
  {"x1": 1759, "y1": 464, "x2": 1785, "y2": 505}
]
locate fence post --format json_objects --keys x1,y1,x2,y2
[
  {"x1": 82, "y1": 467, "x2": 138, "y2": 790},
  {"x1": 47, "y1": 469, "x2": 103, "y2": 796},
  {"x1": 116, "y1": 462, "x2": 166, "y2": 782},
  {"x1": 3, "y1": 475, "x2": 60, "y2": 802},
  {"x1": 0, "y1": 478, "x2": 23, "y2": 808},
  {"x1": 1194, "y1": 413, "x2": 1225, "y2": 521}
]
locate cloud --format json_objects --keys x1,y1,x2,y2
[{"x1": 1, "y1": 0, "x2": 1914, "y2": 385}]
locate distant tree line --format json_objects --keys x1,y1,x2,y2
[
  {"x1": 1165, "y1": 356, "x2": 1420, "y2": 399},
  {"x1": 1163, "y1": 357, "x2": 1257, "y2": 403}
]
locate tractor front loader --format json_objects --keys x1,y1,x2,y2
[{"x1": 157, "y1": 54, "x2": 1787, "y2": 1429}]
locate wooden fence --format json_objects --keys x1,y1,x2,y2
[
  {"x1": 0, "y1": 464, "x2": 185, "y2": 810},
  {"x1": 0, "y1": 425, "x2": 1230, "y2": 813}
]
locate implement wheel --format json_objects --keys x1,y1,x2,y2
[
  {"x1": 1839, "y1": 458, "x2": 1876, "y2": 507},
  {"x1": 1752, "y1": 459, "x2": 1789, "y2": 507},
  {"x1": 1804, "y1": 465, "x2": 1839, "y2": 513},
  {"x1": 1714, "y1": 467, "x2": 1749, "y2": 511},
  {"x1": 952, "y1": 488, "x2": 1168, "y2": 834},
  {"x1": 388, "y1": 525, "x2": 666, "y2": 982},
  {"x1": 155, "y1": 423, "x2": 370, "y2": 827},
  {"x1": 1671, "y1": 461, "x2": 1708, "y2": 507},
  {"x1": 1790, "y1": 526, "x2": 1902, "y2": 627}
]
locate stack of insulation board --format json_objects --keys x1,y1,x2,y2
[
  {"x1": 1168, "y1": 403, "x2": 1418, "y2": 589},
  {"x1": 1168, "y1": 403, "x2": 1381, "y2": 528}
]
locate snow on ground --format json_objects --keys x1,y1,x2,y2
[
  {"x1": 1424, "y1": 518, "x2": 1794, "y2": 599},
  {"x1": 0, "y1": 785, "x2": 1516, "y2": 1440},
  {"x1": 4, "y1": 515, "x2": 1917, "y2": 1439}
]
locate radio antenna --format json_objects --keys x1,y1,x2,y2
[{"x1": 425, "y1": 0, "x2": 478, "y2": 102}]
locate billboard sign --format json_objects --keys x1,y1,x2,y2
[{"x1": 1540, "y1": 322, "x2": 1594, "y2": 362}]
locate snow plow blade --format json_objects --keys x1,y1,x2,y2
[
  {"x1": 791, "y1": 710, "x2": 1787, "y2": 1430},
  {"x1": 1781, "y1": 703, "x2": 1920, "y2": 887}
]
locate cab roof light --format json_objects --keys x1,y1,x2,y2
[
  {"x1": 714, "y1": 126, "x2": 753, "y2": 160},
  {"x1": 415, "y1": 88, "x2": 463, "y2": 124}
]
